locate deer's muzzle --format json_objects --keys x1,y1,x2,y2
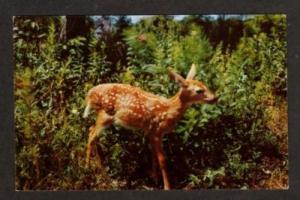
[{"x1": 205, "y1": 95, "x2": 218, "y2": 104}]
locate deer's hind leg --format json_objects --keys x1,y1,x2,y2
[{"x1": 85, "y1": 110, "x2": 113, "y2": 168}]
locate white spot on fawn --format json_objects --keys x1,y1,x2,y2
[{"x1": 118, "y1": 94, "x2": 135, "y2": 108}]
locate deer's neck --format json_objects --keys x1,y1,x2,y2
[{"x1": 167, "y1": 89, "x2": 189, "y2": 119}]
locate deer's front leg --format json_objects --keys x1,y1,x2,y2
[{"x1": 151, "y1": 135, "x2": 171, "y2": 190}]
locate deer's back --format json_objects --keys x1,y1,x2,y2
[{"x1": 88, "y1": 84, "x2": 173, "y2": 130}]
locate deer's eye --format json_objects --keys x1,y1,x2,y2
[{"x1": 196, "y1": 89, "x2": 204, "y2": 94}]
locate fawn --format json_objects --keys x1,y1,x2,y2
[{"x1": 83, "y1": 64, "x2": 218, "y2": 190}]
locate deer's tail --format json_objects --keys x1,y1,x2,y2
[{"x1": 83, "y1": 100, "x2": 91, "y2": 118}]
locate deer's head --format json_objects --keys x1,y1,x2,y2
[{"x1": 169, "y1": 64, "x2": 218, "y2": 105}]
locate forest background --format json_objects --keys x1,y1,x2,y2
[{"x1": 14, "y1": 15, "x2": 287, "y2": 190}]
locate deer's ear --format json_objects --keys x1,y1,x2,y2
[
  {"x1": 186, "y1": 64, "x2": 197, "y2": 80},
  {"x1": 168, "y1": 68, "x2": 187, "y2": 87}
]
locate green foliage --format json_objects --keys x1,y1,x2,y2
[{"x1": 15, "y1": 15, "x2": 287, "y2": 190}]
